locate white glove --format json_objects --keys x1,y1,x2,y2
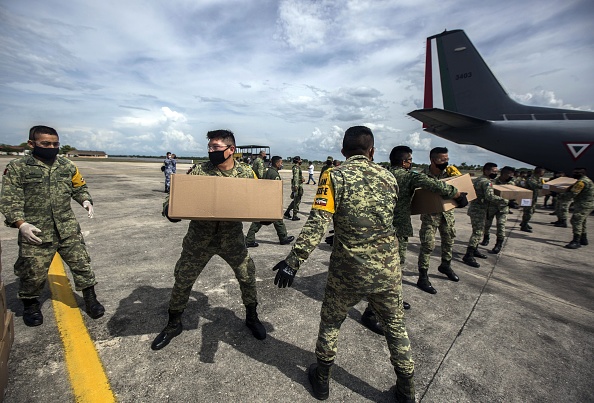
[
  {"x1": 19, "y1": 223, "x2": 43, "y2": 244},
  {"x1": 83, "y1": 200, "x2": 94, "y2": 218}
]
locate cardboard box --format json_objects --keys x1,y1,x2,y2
[
  {"x1": 493, "y1": 184, "x2": 533, "y2": 207},
  {"x1": 168, "y1": 174, "x2": 283, "y2": 221},
  {"x1": 541, "y1": 177, "x2": 577, "y2": 193},
  {"x1": 0, "y1": 311, "x2": 14, "y2": 401},
  {"x1": 411, "y1": 174, "x2": 477, "y2": 215}
]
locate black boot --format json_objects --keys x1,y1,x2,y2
[
  {"x1": 490, "y1": 238, "x2": 504, "y2": 254},
  {"x1": 580, "y1": 234, "x2": 588, "y2": 246},
  {"x1": 554, "y1": 220, "x2": 568, "y2": 228},
  {"x1": 82, "y1": 286, "x2": 105, "y2": 319},
  {"x1": 245, "y1": 303, "x2": 266, "y2": 340},
  {"x1": 437, "y1": 262, "x2": 459, "y2": 282},
  {"x1": 279, "y1": 236, "x2": 295, "y2": 245},
  {"x1": 473, "y1": 248, "x2": 488, "y2": 259},
  {"x1": 151, "y1": 309, "x2": 183, "y2": 350},
  {"x1": 22, "y1": 298, "x2": 43, "y2": 327},
  {"x1": 403, "y1": 301, "x2": 411, "y2": 310},
  {"x1": 283, "y1": 210, "x2": 292, "y2": 219},
  {"x1": 395, "y1": 371, "x2": 415, "y2": 403},
  {"x1": 361, "y1": 306, "x2": 384, "y2": 335},
  {"x1": 565, "y1": 235, "x2": 581, "y2": 249},
  {"x1": 291, "y1": 215, "x2": 301, "y2": 221},
  {"x1": 520, "y1": 220, "x2": 533, "y2": 232},
  {"x1": 463, "y1": 247, "x2": 480, "y2": 268},
  {"x1": 417, "y1": 272, "x2": 436, "y2": 294},
  {"x1": 480, "y1": 234, "x2": 490, "y2": 246},
  {"x1": 308, "y1": 359, "x2": 333, "y2": 400}
]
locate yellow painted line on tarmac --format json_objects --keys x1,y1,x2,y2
[{"x1": 48, "y1": 253, "x2": 116, "y2": 403}]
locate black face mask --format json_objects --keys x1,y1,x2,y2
[
  {"x1": 504, "y1": 176, "x2": 513, "y2": 182},
  {"x1": 573, "y1": 173, "x2": 583, "y2": 179},
  {"x1": 488, "y1": 173, "x2": 498, "y2": 179},
  {"x1": 33, "y1": 146, "x2": 59, "y2": 161},
  {"x1": 208, "y1": 149, "x2": 231, "y2": 167},
  {"x1": 435, "y1": 162, "x2": 448, "y2": 171}
]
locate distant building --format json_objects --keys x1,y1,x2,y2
[
  {"x1": 66, "y1": 150, "x2": 108, "y2": 158},
  {"x1": 0, "y1": 145, "x2": 26, "y2": 156}
]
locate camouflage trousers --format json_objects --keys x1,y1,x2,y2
[
  {"x1": 521, "y1": 203, "x2": 536, "y2": 225},
  {"x1": 418, "y1": 216, "x2": 455, "y2": 273},
  {"x1": 14, "y1": 230, "x2": 96, "y2": 299},
  {"x1": 169, "y1": 221, "x2": 258, "y2": 312},
  {"x1": 397, "y1": 235, "x2": 408, "y2": 265},
  {"x1": 245, "y1": 220, "x2": 288, "y2": 243},
  {"x1": 468, "y1": 209, "x2": 488, "y2": 248},
  {"x1": 315, "y1": 274, "x2": 414, "y2": 376},
  {"x1": 571, "y1": 206, "x2": 594, "y2": 237},
  {"x1": 285, "y1": 186, "x2": 304, "y2": 215},
  {"x1": 555, "y1": 193, "x2": 573, "y2": 221},
  {"x1": 484, "y1": 206, "x2": 507, "y2": 240},
  {"x1": 164, "y1": 172, "x2": 172, "y2": 191}
]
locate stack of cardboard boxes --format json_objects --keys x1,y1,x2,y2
[{"x1": 0, "y1": 241, "x2": 15, "y2": 400}]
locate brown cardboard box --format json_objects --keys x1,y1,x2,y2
[
  {"x1": 0, "y1": 311, "x2": 14, "y2": 400},
  {"x1": 168, "y1": 174, "x2": 283, "y2": 221},
  {"x1": 493, "y1": 184, "x2": 534, "y2": 207},
  {"x1": 542, "y1": 177, "x2": 577, "y2": 193},
  {"x1": 411, "y1": 174, "x2": 477, "y2": 215}
]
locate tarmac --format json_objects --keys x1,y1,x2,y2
[{"x1": 0, "y1": 157, "x2": 592, "y2": 403}]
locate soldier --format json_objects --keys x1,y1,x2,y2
[
  {"x1": 272, "y1": 126, "x2": 415, "y2": 402},
  {"x1": 481, "y1": 166, "x2": 515, "y2": 254},
  {"x1": 252, "y1": 149, "x2": 267, "y2": 179},
  {"x1": 520, "y1": 167, "x2": 545, "y2": 232},
  {"x1": 360, "y1": 146, "x2": 466, "y2": 335},
  {"x1": 245, "y1": 156, "x2": 295, "y2": 247},
  {"x1": 463, "y1": 163, "x2": 508, "y2": 268},
  {"x1": 565, "y1": 168, "x2": 593, "y2": 249},
  {"x1": 163, "y1": 151, "x2": 176, "y2": 192},
  {"x1": 318, "y1": 157, "x2": 333, "y2": 181},
  {"x1": 416, "y1": 147, "x2": 462, "y2": 295},
  {"x1": 0, "y1": 125, "x2": 104, "y2": 326},
  {"x1": 552, "y1": 191, "x2": 573, "y2": 228},
  {"x1": 283, "y1": 155, "x2": 304, "y2": 221},
  {"x1": 151, "y1": 130, "x2": 266, "y2": 351}
]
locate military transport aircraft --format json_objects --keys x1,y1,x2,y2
[{"x1": 408, "y1": 29, "x2": 594, "y2": 175}]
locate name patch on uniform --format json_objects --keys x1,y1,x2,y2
[{"x1": 312, "y1": 171, "x2": 335, "y2": 213}]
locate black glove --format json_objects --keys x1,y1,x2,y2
[
  {"x1": 454, "y1": 192, "x2": 468, "y2": 208},
  {"x1": 272, "y1": 260, "x2": 297, "y2": 288},
  {"x1": 508, "y1": 200, "x2": 519, "y2": 209},
  {"x1": 325, "y1": 235, "x2": 334, "y2": 245},
  {"x1": 162, "y1": 203, "x2": 181, "y2": 223}
]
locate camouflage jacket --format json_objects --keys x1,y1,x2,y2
[
  {"x1": 524, "y1": 175, "x2": 544, "y2": 202},
  {"x1": 389, "y1": 166, "x2": 458, "y2": 237},
  {"x1": 285, "y1": 155, "x2": 401, "y2": 293},
  {"x1": 468, "y1": 175, "x2": 507, "y2": 215},
  {"x1": 570, "y1": 175, "x2": 594, "y2": 209},
  {"x1": 420, "y1": 166, "x2": 458, "y2": 226},
  {"x1": 252, "y1": 157, "x2": 266, "y2": 179},
  {"x1": 0, "y1": 155, "x2": 92, "y2": 242},
  {"x1": 264, "y1": 167, "x2": 282, "y2": 181},
  {"x1": 291, "y1": 164, "x2": 303, "y2": 189}
]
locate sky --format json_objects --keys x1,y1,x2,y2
[{"x1": 0, "y1": 0, "x2": 593, "y2": 167}]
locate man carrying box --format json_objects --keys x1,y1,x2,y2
[
  {"x1": 565, "y1": 168, "x2": 594, "y2": 249},
  {"x1": 464, "y1": 163, "x2": 508, "y2": 267},
  {"x1": 520, "y1": 167, "x2": 546, "y2": 233},
  {"x1": 481, "y1": 166, "x2": 516, "y2": 254},
  {"x1": 152, "y1": 130, "x2": 266, "y2": 350}
]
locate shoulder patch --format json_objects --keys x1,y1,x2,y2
[{"x1": 312, "y1": 170, "x2": 335, "y2": 214}]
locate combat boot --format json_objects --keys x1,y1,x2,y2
[
  {"x1": 490, "y1": 238, "x2": 504, "y2": 254},
  {"x1": 151, "y1": 309, "x2": 183, "y2": 350},
  {"x1": 308, "y1": 359, "x2": 333, "y2": 400},
  {"x1": 463, "y1": 247, "x2": 480, "y2": 268},
  {"x1": 394, "y1": 370, "x2": 415, "y2": 403},
  {"x1": 473, "y1": 248, "x2": 488, "y2": 259},
  {"x1": 565, "y1": 235, "x2": 581, "y2": 250},
  {"x1": 480, "y1": 233, "x2": 490, "y2": 246},
  {"x1": 361, "y1": 306, "x2": 384, "y2": 335},
  {"x1": 580, "y1": 234, "x2": 588, "y2": 246},
  {"x1": 417, "y1": 272, "x2": 436, "y2": 294},
  {"x1": 245, "y1": 303, "x2": 266, "y2": 340},
  {"x1": 22, "y1": 298, "x2": 43, "y2": 327},
  {"x1": 554, "y1": 220, "x2": 568, "y2": 228},
  {"x1": 82, "y1": 286, "x2": 105, "y2": 319},
  {"x1": 291, "y1": 215, "x2": 301, "y2": 221},
  {"x1": 437, "y1": 262, "x2": 459, "y2": 282}
]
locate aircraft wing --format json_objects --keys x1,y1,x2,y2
[{"x1": 408, "y1": 108, "x2": 488, "y2": 132}]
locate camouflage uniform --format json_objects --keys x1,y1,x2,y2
[
  {"x1": 0, "y1": 155, "x2": 97, "y2": 298},
  {"x1": 569, "y1": 175, "x2": 594, "y2": 237},
  {"x1": 484, "y1": 177, "x2": 515, "y2": 240},
  {"x1": 417, "y1": 166, "x2": 459, "y2": 274},
  {"x1": 555, "y1": 191, "x2": 574, "y2": 222},
  {"x1": 389, "y1": 166, "x2": 458, "y2": 264},
  {"x1": 167, "y1": 160, "x2": 259, "y2": 312},
  {"x1": 467, "y1": 175, "x2": 508, "y2": 248},
  {"x1": 245, "y1": 166, "x2": 289, "y2": 243},
  {"x1": 163, "y1": 157, "x2": 176, "y2": 192},
  {"x1": 252, "y1": 156, "x2": 266, "y2": 179},
  {"x1": 521, "y1": 176, "x2": 544, "y2": 228},
  {"x1": 285, "y1": 155, "x2": 414, "y2": 376},
  {"x1": 285, "y1": 163, "x2": 304, "y2": 217}
]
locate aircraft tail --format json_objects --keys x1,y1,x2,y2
[
  {"x1": 408, "y1": 108, "x2": 487, "y2": 132},
  {"x1": 424, "y1": 30, "x2": 532, "y2": 120}
]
